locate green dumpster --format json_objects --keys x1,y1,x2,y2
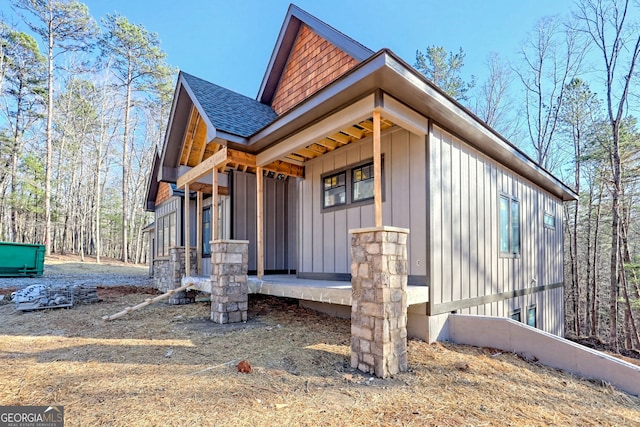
[{"x1": 0, "y1": 242, "x2": 45, "y2": 277}]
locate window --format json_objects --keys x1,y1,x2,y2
[
  {"x1": 352, "y1": 162, "x2": 374, "y2": 202},
  {"x1": 321, "y1": 158, "x2": 383, "y2": 211},
  {"x1": 527, "y1": 305, "x2": 537, "y2": 327},
  {"x1": 499, "y1": 195, "x2": 520, "y2": 256},
  {"x1": 510, "y1": 309, "x2": 521, "y2": 322},
  {"x1": 323, "y1": 172, "x2": 346, "y2": 208},
  {"x1": 543, "y1": 212, "x2": 555, "y2": 229},
  {"x1": 156, "y1": 212, "x2": 176, "y2": 257},
  {"x1": 203, "y1": 207, "x2": 211, "y2": 256},
  {"x1": 157, "y1": 220, "x2": 164, "y2": 257}
]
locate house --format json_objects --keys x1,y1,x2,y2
[{"x1": 145, "y1": 4, "x2": 576, "y2": 345}]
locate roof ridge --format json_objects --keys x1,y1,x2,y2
[
  {"x1": 180, "y1": 71, "x2": 267, "y2": 105},
  {"x1": 256, "y1": 4, "x2": 374, "y2": 104}
]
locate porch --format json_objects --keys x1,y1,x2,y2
[{"x1": 183, "y1": 274, "x2": 429, "y2": 307}]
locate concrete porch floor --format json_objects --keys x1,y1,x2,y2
[{"x1": 183, "y1": 274, "x2": 429, "y2": 306}]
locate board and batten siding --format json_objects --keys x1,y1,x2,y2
[
  {"x1": 429, "y1": 124, "x2": 565, "y2": 335},
  {"x1": 298, "y1": 128, "x2": 427, "y2": 280},
  {"x1": 232, "y1": 171, "x2": 296, "y2": 272}
]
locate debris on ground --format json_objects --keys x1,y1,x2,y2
[
  {"x1": 11, "y1": 284, "x2": 98, "y2": 311},
  {"x1": 237, "y1": 360, "x2": 252, "y2": 373}
]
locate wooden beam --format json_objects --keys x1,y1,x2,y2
[
  {"x1": 328, "y1": 132, "x2": 351, "y2": 144},
  {"x1": 196, "y1": 191, "x2": 202, "y2": 275},
  {"x1": 256, "y1": 167, "x2": 264, "y2": 279},
  {"x1": 295, "y1": 146, "x2": 322, "y2": 158},
  {"x1": 102, "y1": 282, "x2": 196, "y2": 321},
  {"x1": 177, "y1": 147, "x2": 228, "y2": 188},
  {"x1": 189, "y1": 182, "x2": 229, "y2": 196},
  {"x1": 263, "y1": 160, "x2": 304, "y2": 178},
  {"x1": 184, "y1": 183, "x2": 191, "y2": 277},
  {"x1": 285, "y1": 153, "x2": 307, "y2": 163},
  {"x1": 212, "y1": 167, "x2": 219, "y2": 241},
  {"x1": 192, "y1": 117, "x2": 208, "y2": 165},
  {"x1": 315, "y1": 138, "x2": 340, "y2": 150},
  {"x1": 180, "y1": 105, "x2": 198, "y2": 165},
  {"x1": 373, "y1": 110, "x2": 382, "y2": 227},
  {"x1": 342, "y1": 125, "x2": 366, "y2": 139},
  {"x1": 227, "y1": 149, "x2": 257, "y2": 167},
  {"x1": 359, "y1": 119, "x2": 374, "y2": 132}
]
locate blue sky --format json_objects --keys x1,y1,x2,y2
[{"x1": 2, "y1": 0, "x2": 577, "y2": 98}]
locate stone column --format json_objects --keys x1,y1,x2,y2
[
  {"x1": 160, "y1": 246, "x2": 197, "y2": 305},
  {"x1": 350, "y1": 226, "x2": 409, "y2": 378},
  {"x1": 210, "y1": 240, "x2": 249, "y2": 324}
]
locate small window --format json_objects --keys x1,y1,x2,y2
[
  {"x1": 527, "y1": 305, "x2": 537, "y2": 327},
  {"x1": 203, "y1": 207, "x2": 211, "y2": 256},
  {"x1": 510, "y1": 309, "x2": 521, "y2": 322},
  {"x1": 499, "y1": 195, "x2": 520, "y2": 256},
  {"x1": 168, "y1": 213, "x2": 176, "y2": 248},
  {"x1": 543, "y1": 212, "x2": 555, "y2": 229},
  {"x1": 323, "y1": 172, "x2": 346, "y2": 208},
  {"x1": 156, "y1": 212, "x2": 176, "y2": 257},
  {"x1": 157, "y1": 217, "x2": 165, "y2": 257},
  {"x1": 352, "y1": 162, "x2": 374, "y2": 202}
]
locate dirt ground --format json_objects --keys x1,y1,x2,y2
[{"x1": 0, "y1": 256, "x2": 639, "y2": 426}]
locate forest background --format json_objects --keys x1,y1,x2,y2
[{"x1": 0, "y1": 0, "x2": 639, "y2": 352}]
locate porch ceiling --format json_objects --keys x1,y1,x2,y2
[{"x1": 283, "y1": 116, "x2": 394, "y2": 164}]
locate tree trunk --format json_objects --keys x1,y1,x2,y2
[
  {"x1": 10, "y1": 81, "x2": 23, "y2": 242},
  {"x1": 44, "y1": 0, "x2": 54, "y2": 255},
  {"x1": 591, "y1": 181, "x2": 603, "y2": 338},
  {"x1": 584, "y1": 181, "x2": 594, "y2": 336},
  {"x1": 621, "y1": 263, "x2": 640, "y2": 350},
  {"x1": 122, "y1": 72, "x2": 132, "y2": 263}
]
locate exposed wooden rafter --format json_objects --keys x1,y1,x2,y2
[
  {"x1": 179, "y1": 106, "x2": 198, "y2": 165},
  {"x1": 187, "y1": 114, "x2": 208, "y2": 166},
  {"x1": 279, "y1": 116, "x2": 395, "y2": 164},
  {"x1": 178, "y1": 146, "x2": 304, "y2": 189}
]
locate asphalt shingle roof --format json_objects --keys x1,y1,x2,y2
[{"x1": 181, "y1": 72, "x2": 278, "y2": 138}]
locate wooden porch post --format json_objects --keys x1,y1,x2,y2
[
  {"x1": 373, "y1": 110, "x2": 383, "y2": 227},
  {"x1": 256, "y1": 167, "x2": 264, "y2": 279},
  {"x1": 196, "y1": 191, "x2": 202, "y2": 275},
  {"x1": 212, "y1": 168, "x2": 219, "y2": 241},
  {"x1": 184, "y1": 183, "x2": 191, "y2": 277}
]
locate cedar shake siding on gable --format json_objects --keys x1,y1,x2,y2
[
  {"x1": 271, "y1": 24, "x2": 359, "y2": 115},
  {"x1": 155, "y1": 182, "x2": 171, "y2": 206}
]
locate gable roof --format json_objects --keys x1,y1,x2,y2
[
  {"x1": 257, "y1": 4, "x2": 374, "y2": 105},
  {"x1": 181, "y1": 72, "x2": 277, "y2": 138},
  {"x1": 154, "y1": 5, "x2": 576, "y2": 203}
]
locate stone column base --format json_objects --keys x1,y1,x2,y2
[
  {"x1": 210, "y1": 240, "x2": 249, "y2": 324},
  {"x1": 350, "y1": 226, "x2": 409, "y2": 378}
]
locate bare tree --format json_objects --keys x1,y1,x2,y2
[
  {"x1": 515, "y1": 15, "x2": 585, "y2": 172},
  {"x1": 12, "y1": 0, "x2": 96, "y2": 255},
  {"x1": 558, "y1": 78, "x2": 602, "y2": 335},
  {"x1": 475, "y1": 52, "x2": 514, "y2": 132},
  {"x1": 574, "y1": 0, "x2": 640, "y2": 351},
  {"x1": 99, "y1": 13, "x2": 170, "y2": 263}
]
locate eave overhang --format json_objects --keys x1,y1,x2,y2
[
  {"x1": 158, "y1": 74, "x2": 252, "y2": 183},
  {"x1": 245, "y1": 49, "x2": 577, "y2": 202},
  {"x1": 144, "y1": 152, "x2": 161, "y2": 212}
]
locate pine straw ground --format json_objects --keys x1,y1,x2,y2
[{"x1": 0, "y1": 288, "x2": 638, "y2": 426}]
